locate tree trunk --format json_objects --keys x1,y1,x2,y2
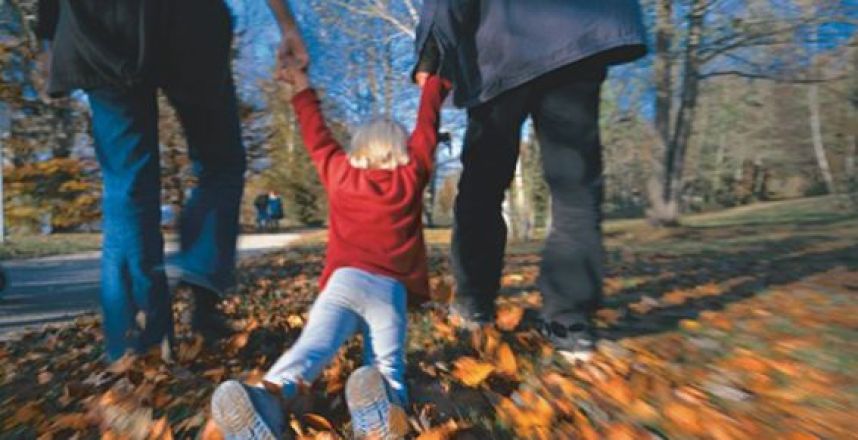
[
  {"x1": 646, "y1": 0, "x2": 674, "y2": 224},
  {"x1": 382, "y1": 39, "x2": 394, "y2": 116},
  {"x1": 807, "y1": 83, "x2": 836, "y2": 194},
  {"x1": 712, "y1": 130, "x2": 727, "y2": 195},
  {"x1": 649, "y1": 0, "x2": 705, "y2": 226},
  {"x1": 847, "y1": 134, "x2": 856, "y2": 181}
]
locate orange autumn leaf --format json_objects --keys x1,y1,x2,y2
[
  {"x1": 452, "y1": 357, "x2": 494, "y2": 387},
  {"x1": 496, "y1": 305, "x2": 524, "y2": 331},
  {"x1": 662, "y1": 290, "x2": 688, "y2": 305},
  {"x1": 501, "y1": 273, "x2": 525, "y2": 286},
  {"x1": 628, "y1": 400, "x2": 659, "y2": 424},
  {"x1": 178, "y1": 335, "x2": 204, "y2": 363},
  {"x1": 696, "y1": 282, "x2": 723, "y2": 296},
  {"x1": 786, "y1": 432, "x2": 820, "y2": 440},
  {"x1": 495, "y1": 343, "x2": 517, "y2": 377},
  {"x1": 38, "y1": 371, "x2": 54, "y2": 385},
  {"x1": 471, "y1": 325, "x2": 500, "y2": 355},
  {"x1": 596, "y1": 308, "x2": 621, "y2": 325},
  {"x1": 287, "y1": 314, "x2": 304, "y2": 329},
  {"x1": 664, "y1": 402, "x2": 703, "y2": 434},
  {"x1": 416, "y1": 420, "x2": 461, "y2": 440},
  {"x1": 430, "y1": 277, "x2": 454, "y2": 303},
  {"x1": 200, "y1": 419, "x2": 225, "y2": 440},
  {"x1": 603, "y1": 376, "x2": 634, "y2": 406},
  {"x1": 603, "y1": 423, "x2": 640, "y2": 440},
  {"x1": 731, "y1": 355, "x2": 769, "y2": 374},
  {"x1": 48, "y1": 412, "x2": 89, "y2": 431},
  {"x1": 148, "y1": 417, "x2": 174, "y2": 440},
  {"x1": 243, "y1": 317, "x2": 260, "y2": 332},
  {"x1": 6, "y1": 401, "x2": 42, "y2": 429},
  {"x1": 679, "y1": 319, "x2": 702, "y2": 332},
  {"x1": 303, "y1": 413, "x2": 334, "y2": 431},
  {"x1": 229, "y1": 332, "x2": 250, "y2": 351},
  {"x1": 202, "y1": 367, "x2": 227, "y2": 382}
]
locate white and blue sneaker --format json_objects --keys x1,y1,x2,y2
[
  {"x1": 211, "y1": 380, "x2": 286, "y2": 440},
  {"x1": 346, "y1": 366, "x2": 407, "y2": 440}
]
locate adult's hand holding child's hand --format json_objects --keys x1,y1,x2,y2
[{"x1": 276, "y1": 64, "x2": 310, "y2": 100}]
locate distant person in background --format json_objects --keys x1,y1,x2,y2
[
  {"x1": 36, "y1": 0, "x2": 308, "y2": 362},
  {"x1": 267, "y1": 191, "x2": 285, "y2": 231},
  {"x1": 254, "y1": 193, "x2": 270, "y2": 232},
  {"x1": 413, "y1": 0, "x2": 647, "y2": 362}
]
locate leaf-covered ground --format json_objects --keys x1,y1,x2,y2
[{"x1": 1, "y1": 197, "x2": 856, "y2": 439}]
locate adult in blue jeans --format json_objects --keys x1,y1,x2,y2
[
  {"x1": 36, "y1": 0, "x2": 308, "y2": 362},
  {"x1": 413, "y1": 0, "x2": 648, "y2": 362}
]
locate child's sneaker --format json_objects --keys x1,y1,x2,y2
[
  {"x1": 211, "y1": 380, "x2": 285, "y2": 440},
  {"x1": 345, "y1": 366, "x2": 407, "y2": 440}
]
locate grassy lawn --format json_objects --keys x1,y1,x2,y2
[
  {"x1": 0, "y1": 233, "x2": 103, "y2": 260},
  {"x1": 1, "y1": 195, "x2": 849, "y2": 261}
]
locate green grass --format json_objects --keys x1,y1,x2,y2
[
  {"x1": 1, "y1": 195, "x2": 853, "y2": 261},
  {"x1": 0, "y1": 233, "x2": 103, "y2": 260}
]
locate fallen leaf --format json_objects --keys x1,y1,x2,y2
[
  {"x1": 303, "y1": 413, "x2": 333, "y2": 431},
  {"x1": 38, "y1": 371, "x2": 54, "y2": 385},
  {"x1": 416, "y1": 420, "x2": 461, "y2": 440},
  {"x1": 664, "y1": 402, "x2": 702, "y2": 434},
  {"x1": 662, "y1": 290, "x2": 688, "y2": 306},
  {"x1": 203, "y1": 367, "x2": 227, "y2": 382},
  {"x1": 628, "y1": 400, "x2": 659, "y2": 423},
  {"x1": 48, "y1": 412, "x2": 89, "y2": 431},
  {"x1": 603, "y1": 422, "x2": 639, "y2": 440},
  {"x1": 287, "y1": 315, "x2": 304, "y2": 329},
  {"x1": 603, "y1": 376, "x2": 634, "y2": 406},
  {"x1": 496, "y1": 305, "x2": 524, "y2": 331},
  {"x1": 495, "y1": 343, "x2": 517, "y2": 377},
  {"x1": 200, "y1": 419, "x2": 225, "y2": 440},
  {"x1": 451, "y1": 357, "x2": 494, "y2": 387},
  {"x1": 148, "y1": 417, "x2": 174, "y2": 440},
  {"x1": 177, "y1": 336, "x2": 204, "y2": 363},
  {"x1": 679, "y1": 319, "x2": 702, "y2": 332},
  {"x1": 229, "y1": 332, "x2": 250, "y2": 352},
  {"x1": 501, "y1": 273, "x2": 525, "y2": 286}
]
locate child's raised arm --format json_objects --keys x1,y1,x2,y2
[
  {"x1": 286, "y1": 70, "x2": 346, "y2": 185},
  {"x1": 409, "y1": 75, "x2": 452, "y2": 173}
]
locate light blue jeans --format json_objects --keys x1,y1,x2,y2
[{"x1": 264, "y1": 268, "x2": 408, "y2": 406}]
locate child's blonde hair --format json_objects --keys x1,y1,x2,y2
[{"x1": 347, "y1": 118, "x2": 410, "y2": 170}]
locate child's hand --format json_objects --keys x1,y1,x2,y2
[{"x1": 276, "y1": 64, "x2": 310, "y2": 95}]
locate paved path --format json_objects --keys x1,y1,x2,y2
[{"x1": 0, "y1": 232, "x2": 308, "y2": 339}]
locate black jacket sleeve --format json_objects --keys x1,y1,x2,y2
[
  {"x1": 36, "y1": 0, "x2": 60, "y2": 41},
  {"x1": 414, "y1": 35, "x2": 441, "y2": 77}
]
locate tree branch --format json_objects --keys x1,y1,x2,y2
[{"x1": 698, "y1": 70, "x2": 847, "y2": 84}]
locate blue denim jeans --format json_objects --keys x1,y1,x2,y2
[
  {"x1": 88, "y1": 78, "x2": 245, "y2": 361},
  {"x1": 263, "y1": 268, "x2": 409, "y2": 406}
]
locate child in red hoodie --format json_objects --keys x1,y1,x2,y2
[{"x1": 211, "y1": 65, "x2": 450, "y2": 440}]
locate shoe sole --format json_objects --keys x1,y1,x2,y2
[
  {"x1": 346, "y1": 367, "x2": 399, "y2": 440},
  {"x1": 211, "y1": 380, "x2": 278, "y2": 440}
]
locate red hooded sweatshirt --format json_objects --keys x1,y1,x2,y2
[{"x1": 291, "y1": 76, "x2": 450, "y2": 303}]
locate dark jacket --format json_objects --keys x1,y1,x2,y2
[
  {"x1": 37, "y1": 0, "x2": 234, "y2": 97},
  {"x1": 415, "y1": 0, "x2": 648, "y2": 108}
]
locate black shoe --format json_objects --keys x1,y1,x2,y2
[
  {"x1": 540, "y1": 320, "x2": 596, "y2": 364},
  {"x1": 185, "y1": 284, "x2": 234, "y2": 342}
]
